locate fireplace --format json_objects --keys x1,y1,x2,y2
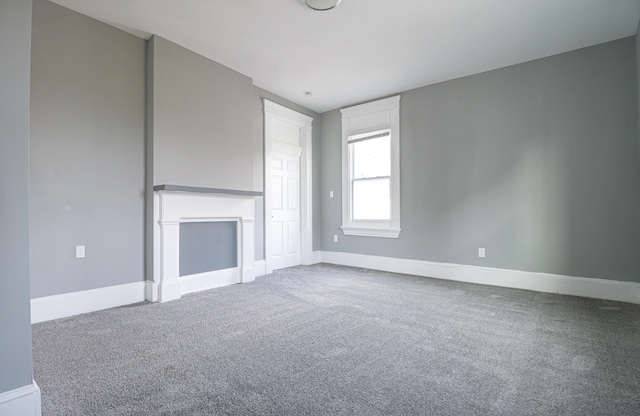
[{"x1": 147, "y1": 185, "x2": 262, "y2": 303}]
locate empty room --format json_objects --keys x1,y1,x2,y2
[{"x1": 1, "y1": 0, "x2": 640, "y2": 414}]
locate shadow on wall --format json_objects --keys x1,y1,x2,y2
[{"x1": 431, "y1": 132, "x2": 570, "y2": 275}]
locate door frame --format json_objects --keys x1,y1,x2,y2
[{"x1": 264, "y1": 100, "x2": 313, "y2": 274}]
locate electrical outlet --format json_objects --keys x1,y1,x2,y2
[
  {"x1": 330, "y1": 191, "x2": 334, "y2": 198},
  {"x1": 478, "y1": 248, "x2": 485, "y2": 258},
  {"x1": 76, "y1": 245, "x2": 85, "y2": 258},
  {"x1": 333, "y1": 235, "x2": 338, "y2": 243}
]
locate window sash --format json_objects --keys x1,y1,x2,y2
[
  {"x1": 348, "y1": 130, "x2": 392, "y2": 221},
  {"x1": 348, "y1": 130, "x2": 390, "y2": 144},
  {"x1": 348, "y1": 129, "x2": 391, "y2": 179},
  {"x1": 351, "y1": 177, "x2": 391, "y2": 220}
]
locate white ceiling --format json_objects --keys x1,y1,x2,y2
[{"x1": 49, "y1": 0, "x2": 640, "y2": 113}]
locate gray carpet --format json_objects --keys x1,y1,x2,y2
[{"x1": 32, "y1": 264, "x2": 640, "y2": 415}]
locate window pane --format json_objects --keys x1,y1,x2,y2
[
  {"x1": 351, "y1": 135, "x2": 390, "y2": 179},
  {"x1": 353, "y1": 178, "x2": 390, "y2": 220}
]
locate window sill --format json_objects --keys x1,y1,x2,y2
[{"x1": 341, "y1": 225, "x2": 401, "y2": 239}]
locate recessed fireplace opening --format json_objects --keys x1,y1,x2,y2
[{"x1": 179, "y1": 221, "x2": 238, "y2": 277}]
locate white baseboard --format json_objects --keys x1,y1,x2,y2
[
  {"x1": 555, "y1": 275, "x2": 640, "y2": 304},
  {"x1": 320, "y1": 251, "x2": 640, "y2": 305},
  {"x1": 241, "y1": 266, "x2": 256, "y2": 283},
  {"x1": 254, "y1": 260, "x2": 267, "y2": 277},
  {"x1": 259, "y1": 252, "x2": 320, "y2": 276},
  {"x1": 303, "y1": 251, "x2": 322, "y2": 266},
  {"x1": 179, "y1": 268, "x2": 240, "y2": 296},
  {"x1": 145, "y1": 280, "x2": 159, "y2": 303},
  {"x1": 158, "y1": 278, "x2": 182, "y2": 303},
  {"x1": 153, "y1": 266, "x2": 258, "y2": 303},
  {"x1": 0, "y1": 381, "x2": 41, "y2": 416},
  {"x1": 31, "y1": 282, "x2": 146, "y2": 324}
]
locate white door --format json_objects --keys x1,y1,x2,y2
[
  {"x1": 264, "y1": 99, "x2": 313, "y2": 274},
  {"x1": 271, "y1": 148, "x2": 301, "y2": 270}
]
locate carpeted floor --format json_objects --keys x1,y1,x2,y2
[{"x1": 32, "y1": 264, "x2": 640, "y2": 415}]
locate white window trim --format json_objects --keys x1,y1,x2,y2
[{"x1": 340, "y1": 95, "x2": 401, "y2": 238}]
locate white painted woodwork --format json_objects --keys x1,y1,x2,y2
[
  {"x1": 150, "y1": 190, "x2": 256, "y2": 303},
  {"x1": 0, "y1": 382, "x2": 41, "y2": 416},
  {"x1": 32, "y1": 282, "x2": 145, "y2": 323},
  {"x1": 271, "y1": 146, "x2": 302, "y2": 270},
  {"x1": 271, "y1": 117, "x2": 302, "y2": 147},
  {"x1": 320, "y1": 251, "x2": 640, "y2": 305},
  {"x1": 30, "y1": 248, "x2": 639, "y2": 325},
  {"x1": 31, "y1": 263, "x2": 272, "y2": 324},
  {"x1": 264, "y1": 100, "x2": 313, "y2": 274},
  {"x1": 341, "y1": 96, "x2": 401, "y2": 238}
]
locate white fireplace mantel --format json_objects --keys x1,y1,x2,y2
[{"x1": 147, "y1": 185, "x2": 262, "y2": 303}]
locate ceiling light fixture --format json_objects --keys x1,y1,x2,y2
[{"x1": 304, "y1": 0, "x2": 342, "y2": 12}]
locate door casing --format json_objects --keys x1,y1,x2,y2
[{"x1": 264, "y1": 100, "x2": 313, "y2": 274}]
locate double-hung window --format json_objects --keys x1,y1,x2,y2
[
  {"x1": 341, "y1": 96, "x2": 401, "y2": 238},
  {"x1": 349, "y1": 130, "x2": 391, "y2": 220}
]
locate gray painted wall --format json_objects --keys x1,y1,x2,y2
[
  {"x1": 150, "y1": 36, "x2": 255, "y2": 191},
  {"x1": 30, "y1": 0, "x2": 146, "y2": 298},
  {"x1": 637, "y1": 22, "x2": 640, "y2": 166},
  {"x1": 147, "y1": 36, "x2": 261, "y2": 267},
  {"x1": 28, "y1": 7, "x2": 320, "y2": 286},
  {"x1": 146, "y1": 37, "x2": 270, "y2": 268},
  {"x1": 0, "y1": 0, "x2": 35, "y2": 393},
  {"x1": 179, "y1": 222, "x2": 237, "y2": 276},
  {"x1": 251, "y1": 87, "x2": 321, "y2": 259},
  {"x1": 320, "y1": 37, "x2": 640, "y2": 283}
]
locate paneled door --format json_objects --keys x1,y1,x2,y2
[
  {"x1": 264, "y1": 99, "x2": 313, "y2": 275},
  {"x1": 270, "y1": 146, "x2": 301, "y2": 270}
]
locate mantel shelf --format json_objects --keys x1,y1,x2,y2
[{"x1": 153, "y1": 184, "x2": 263, "y2": 197}]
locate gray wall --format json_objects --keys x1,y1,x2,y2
[
  {"x1": 637, "y1": 22, "x2": 640, "y2": 165},
  {"x1": 179, "y1": 222, "x2": 237, "y2": 276},
  {"x1": 29, "y1": 6, "x2": 320, "y2": 287},
  {"x1": 146, "y1": 37, "x2": 267, "y2": 268},
  {"x1": 146, "y1": 36, "x2": 259, "y2": 268},
  {"x1": 30, "y1": 0, "x2": 146, "y2": 298},
  {"x1": 320, "y1": 37, "x2": 640, "y2": 283},
  {"x1": 149, "y1": 36, "x2": 255, "y2": 191},
  {"x1": 0, "y1": 0, "x2": 35, "y2": 393},
  {"x1": 251, "y1": 87, "x2": 321, "y2": 259}
]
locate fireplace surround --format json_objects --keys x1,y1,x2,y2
[{"x1": 147, "y1": 185, "x2": 262, "y2": 302}]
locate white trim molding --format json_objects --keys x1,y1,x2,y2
[
  {"x1": 0, "y1": 382, "x2": 41, "y2": 416},
  {"x1": 305, "y1": 250, "x2": 323, "y2": 266},
  {"x1": 264, "y1": 100, "x2": 314, "y2": 273},
  {"x1": 320, "y1": 251, "x2": 640, "y2": 305},
  {"x1": 340, "y1": 96, "x2": 401, "y2": 238},
  {"x1": 31, "y1": 282, "x2": 145, "y2": 324},
  {"x1": 254, "y1": 254, "x2": 318, "y2": 277},
  {"x1": 341, "y1": 226, "x2": 402, "y2": 239},
  {"x1": 151, "y1": 190, "x2": 257, "y2": 303},
  {"x1": 254, "y1": 260, "x2": 267, "y2": 277}
]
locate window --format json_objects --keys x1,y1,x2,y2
[
  {"x1": 349, "y1": 130, "x2": 391, "y2": 220},
  {"x1": 341, "y1": 96, "x2": 400, "y2": 238}
]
